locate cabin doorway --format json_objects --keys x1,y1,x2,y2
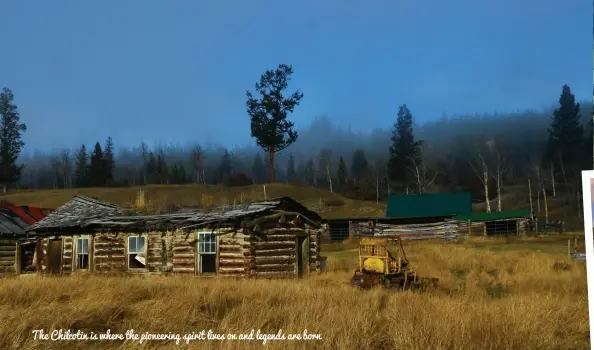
[
  {"x1": 19, "y1": 242, "x2": 36, "y2": 274},
  {"x1": 296, "y1": 236, "x2": 309, "y2": 277},
  {"x1": 47, "y1": 239, "x2": 62, "y2": 275}
]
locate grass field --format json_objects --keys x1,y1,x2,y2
[
  {"x1": 0, "y1": 236, "x2": 589, "y2": 350},
  {"x1": 0, "y1": 185, "x2": 589, "y2": 349}
]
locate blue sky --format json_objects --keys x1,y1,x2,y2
[{"x1": 1, "y1": 0, "x2": 591, "y2": 153}]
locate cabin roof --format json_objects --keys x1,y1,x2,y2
[
  {"x1": 0, "y1": 205, "x2": 53, "y2": 236},
  {"x1": 27, "y1": 195, "x2": 123, "y2": 232},
  {"x1": 26, "y1": 196, "x2": 322, "y2": 233}
]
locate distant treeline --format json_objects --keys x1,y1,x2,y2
[{"x1": 17, "y1": 96, "x2": 592, "y2": 204}]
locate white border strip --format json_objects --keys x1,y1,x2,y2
[{"x1": 580, "y1": 170, "x2": 594, "y2": 349}]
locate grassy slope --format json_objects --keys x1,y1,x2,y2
[
  {"x1": 0, "y1": 237, "x2": 588, "y2": 350},
  {"x1": 0, "y1": 184, "x2": 386, "y2": 219}
]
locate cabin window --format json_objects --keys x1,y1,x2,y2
[
  {"x1": 128, "y1": 236, "x2": 146, "y2": 269},
  {"x1": 197, "y1": 232, "x2": 216, "y2": 273},
  {"x1": 76, "y1": 238, "x2": 89, "y2": 269}
]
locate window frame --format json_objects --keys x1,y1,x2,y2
[
  {"x1": 196, "y1": 231, "x2": 218, "y2": 274},
  {"x1": 75, "y1": 236, "x2": 90, "y2": 270},
  {"x1": 127, "y1": 235, "x2": 147, "y2": 270}
]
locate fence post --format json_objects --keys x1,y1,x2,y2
[{"x1": 568, "y1": 240, "x2": 571, "y2": 260}]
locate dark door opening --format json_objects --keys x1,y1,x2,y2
[
  {"x1": 296, "y1": 236, "x2": 308, "y2": 277},
  {"x1": 19, "y1": 243, "x2": 36, "y2": 274},
  {"x1": 47, "y1": 239, "x2": 62, "y2": 275}
]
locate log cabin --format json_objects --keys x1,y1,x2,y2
[
  {"x1": 0, "y1": 205, "x2": 53, "y2": 276},
  {"x1": 15, "y1": 195, "x2": 324, "y2": 279}
]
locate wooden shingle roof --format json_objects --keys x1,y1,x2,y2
[{"x1": 27, "y1": 195, "x2": 122, "y2": 232}]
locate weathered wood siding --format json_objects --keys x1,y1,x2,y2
[
  {"x1": 93, "y1": 234, "x2": 126, "y2": 273},
  {"x1": 307, "y1": 228, "x2": 321, "y2": 273},
  {"x1": 218, "y1": 228, "x2": 249, "y2": 277},
  {"x1": 62, "y1": 237, "x2": 73, "y2": 274},
  {"x1": 147, "y1": 231, "x2": 165, "y2": 274},
  {"x1": 251, "y1": 226, "x2": 298, "y2": 278},
  {"x1": 0, "y1": 238, "x2": 16, "y2": 275},
  {"x1": 171, "y1": 231, "x2": 196, "y2": 274}
]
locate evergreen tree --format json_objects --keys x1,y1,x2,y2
[
  {"x1": 351, "y1": 149, "x2": 369, "y2": 183},
  {"x1": 216, "y1": 150, "x2": 232, "y2": 183},
  {"x1": 336, "y1": 156, "x2": 348, "y2": 189},
  {"x1": 546, "y1": 85, "x2": 584, "y2": 176},
  {"x1": 585, "y1": 115, "x2": 593, "y2": 169},
  {"x1": 156, "y1": 152, "x2": 168, "y2": 184},
  {"x1": 178, "y1": 162, "x2": 187, "y2": 184},
  {"x1": 296, "y1": 159, "x2": 306, "y2": 185},
  {"x1": 88, "y1": 142, "x2": 104, "y2": 186},
  {"x1": 246, "y1": 64, "x2": 303, "y2": 183},
  {"x1": 146, "y1": 152, "x2": 156, "y2": 184},
  {"x1": 286, "y1": 153, "x2": 296, "y2": 184},
  {"x1": 388, "y1": 104, "x2": 422, "y2": 183},
  {"x1": 170, "y1": 163, "x2": 179, "y2": 184},
  {"x1": 103, "y1": 136, "x2": 115, "y2": 185},
  {"x1": 304, "y1": 159, "x2": 315, "y2": 186},
  {"x1": 251, "y1": 154, "x2": 266, "y2": 183},
  {"x1": 0, "y1": 88, "x2": 27, "y2": 192},
  {"x1": 74, "y1": 145, "x2": 89, "y2": 187}
]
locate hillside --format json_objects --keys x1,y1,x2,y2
[
  {"x1": 0, "y1": 183, "x2": 583, "y2": 227},
  {"x1": 0, "y1": 184, "x2": 386, "y2": 220}
]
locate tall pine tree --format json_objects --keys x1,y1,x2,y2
[
  {"x1": 88, "y1": 142, "x2": 104, "y2": 187},
  {"x1": 156, "y1": 152, "x2": 168, "y2": 184},
  {"x1": 217, "y1": 150, "x2": 232, "y2": 183},
  {"x1": 351, "y1": 149, "x2": 369, "y2": 184},
  {"x1": 251, "y1": 154, "x2": 266, "y2": 183},
  {"x1": 388, "y1": 104, "x2": 422, "y2": 184},
  {"x1": 103, "y1": 136, "x2": 115, "y2": 185},
  {"x1": 546, "y1": 85, "x2": 584, "y2": 177},
  {"x1": 286, "y1": 153, "x2": 296, "y2": 184},
  {"x1": 146, "y1": 152, "x2": 156, "y2": 184},
  {"x1": 336, "y1": 156, "x2": 348, "y2": 189},
  {"x1": 74, "y1": 145, "x2": 89, "y2": 187},
  {"x1": 0, "y1": 88, "x2": 27, "y2": 192}
]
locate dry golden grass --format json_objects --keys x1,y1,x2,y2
[
  {"x1": 0, "y1": 238, "x2": 589, "y2": 350},
  {"x1": 0, "y1": 184, "x2": 385, "y2": 219}
]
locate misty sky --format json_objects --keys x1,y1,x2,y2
[{"x1": 1, "y1": 1, "x2": 591, "y2": 153}]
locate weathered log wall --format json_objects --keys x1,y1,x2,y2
[
  {"x1": 7, "y1": 212, "x2": 323, "y2": 279},
  {"x1": 171, "y1": 230, "x2": 196, "y2": 274},
  {"x1": 147, "y1": 231, "x2": 165, "y2": 274},
  {"x1": 308, "y1": 228, "x2": 321, "y2": 273},
  {"x1": 93, "y1": 234, "x2": 127, "y2": 273},
  {"x1": 218, "y1": 228, "x2": 249, "y2": 277},
  {"x1": 251, "y1": 226, "x2": 300, "y2": 278},
  {"x1": 0, "y1": 238, "x2": 16, "y2": 275},
  {"x1": 62, "y1": 237, "x2": 73, "y2": 274}
]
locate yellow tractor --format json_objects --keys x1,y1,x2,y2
[{"x1": 350, "y1": 236, "x2": 438, "y2": 290}]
